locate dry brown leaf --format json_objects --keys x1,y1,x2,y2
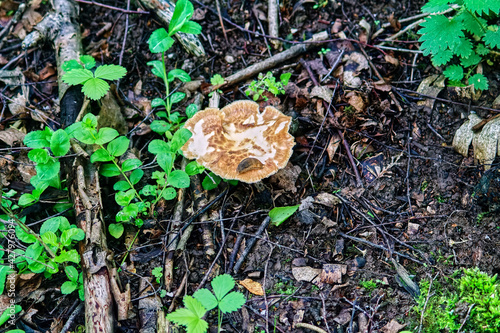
[
  {"x1": 326, "y1": 134, "x2": 341, "y2": 162},
  {"x1": 346, "y1": 91, "x2": 366, "y2": 112},
  {"x1": 380, "y1": 319, "x2": 406, "y2": 333},
  {"x1": 0, "y1": 128, "x2": 25, "y2": 146},
  {"x1": 310, "y1": 85, "x2": 333, "y2": 102},
  {"x1": 239, "y1": 279, "x2": 264, "y2": 296},
  {"x1": 384, "y1": 54, "x2": 399, "y2": 66}
]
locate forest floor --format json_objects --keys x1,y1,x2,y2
[{"x1": 0, "y1": 0, "x2": 499, "y2": 332}]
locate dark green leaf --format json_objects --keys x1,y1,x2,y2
[
  {"x1": 443, "y1": 65, "x2": 464, "y2": 81},
  {"x1": 107, "y1": 136, "x2": 129, "y2": 157},
  {"x1": 90, "y1": 149, "x2": 114, "y2": 163},
  {"x1": 100, "y1": 163, "x2": 121, "y2": 177},
  {"x1": 468, "y1": 73, "x2": 489, "y2": 90},
  {"x1": 202, "y1": 172, "x2": 221, "y2": 191}
]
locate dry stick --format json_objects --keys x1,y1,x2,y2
[
  {"x1": 457, "y1": 304, "x2": 475, "y2": 333},
  {"x1": 215, "y1": 0, "x2": 228, "y2": 43},
  {"x1": 233, "y1": 216, "x2": 272, "y2": 273},
  {"x1": 299, "y1": 58, "x2": 363, "y2": 187},
  {"x1": 221, "y1": 31, "x2": 328, "y2": 88},
  {"x1": 74, "y1": 0, "x2": 148, "y2": 13},
  {"x1": 228, "y1": 225, "x2": 246, "y2": 272},
  {"x1": 267, "y1": 0, "x2": 279, "y2": 49},
  {"x1": 164, "y1": 158, "x2": 188, "y2": 291},
  {"x1": 60, "y1": 303, "x2": 84, "y2": 333},
  {"x1": 378, "y1": 19, "x2": 426, "y2": 46},
  {"x1": 252, "y1": 8, "x2": 272, "y2": 57},
  {"x1": 358, "y1": 44, "x2": 385, "y2": 83},
  {"x1": 0, "y1": 4, "x2": 25, "y2": 49},
  {"x1": 295, "y1": 323, "x2": 328, "y2": 333}
]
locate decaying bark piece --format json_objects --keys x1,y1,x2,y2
[
  {"x1": 267, "y1": 0, "x2": 280, "y2": 49},
  {"x1": 139, "y1": 0, "x2": 206, "y2": 57},
  {"x1": 72, "y1": 160, "x2": 115, "y2": 332}
]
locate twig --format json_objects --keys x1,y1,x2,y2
[
  {"x1": 378, "y1": 19, "x2": 426, "y2": 46},
  {"x1": 406, "y1": 133, "x2": 413, "y2": 216},
  {"x1": 417, "y1": 273, "x2": 438, "y2": 333},
  {"x1": 295, "y1": 323, "x2": 328, "y2": 333},
  {"x1": 338, "y1": 129, "x2": 364, "y2": 187},
  {"x1": 233, "y1": 216, "x2": 272, "y2": 273},
  {"x1": 215, "y1": 0, "x2": 228, "y2": 42},
  {"x1": 74, "y1": 0, "x2": 149, "y2": 14},
  {"x1": 0, "y1": 4, "x2": 25, "y2": 49},
  {"x1": 60, "y1": 303, "x2": 84, "y2": 332},
  {"x1": 252, "y1": 7, "x2": 272, "y2": 57},
  {"x1": 228, "y1": 225, "x2": 245, "y2": 272},
  {"x1": 457, "y1": 304, "x2": 475, "y2": 333}
]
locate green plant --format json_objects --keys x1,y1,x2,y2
[
  {"x1": 269, "y1": 205, "x2": 299, "y2": 227},
  {"x1": 62, "y1": 55, "x2": 127, "y2": 100},
  {"x1": 359, "y1": 279, "x2": 378, "y2": 292},
  {"x1": 476, "y1": 211, "x2": 490, "y2": 223},
  {"x1": 313, "y1": 0, "x2": 328, "y2": 9},
  {"x1": 317, "y1": 47, "x2": 331, "y2": 55},
  {"x1": 208, "y1": 74, "x2": 224, "y2": 97},
  {"x1": 167, "y1": 274, "x2": 246, "y2": 333},
  {"x1": 61, "y1": 265, "x2": 84, "y2": 301},
  {"x1": 147, "y1": 0, "x2": 201, "y2": 127},
  {"x1": 418, "y1": 0, "x2": 500, "y2": 91},
  {"x1": 274, "y1": 281, "x2": 297, "y2": 295},
  {"x1": 245, "y1": 72, "x2": 291, "y2": 101},
  {"x1": 411, "y1": 268, "x2": 500, "y2": 332},
  {"x1": 152, "y1": 266, "x2": 163, "y2": 283}
]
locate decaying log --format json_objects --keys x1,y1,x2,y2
[
  {"x1": 71, "y1": 159, "x2": 115, "y2": 332},
  {"x1": 139, "y1": 0, "x2": 206, "y2": 57}
]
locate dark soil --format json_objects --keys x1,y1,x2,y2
[{"x1": 0, "y1": 0, "x2": 499, "y2": 332}]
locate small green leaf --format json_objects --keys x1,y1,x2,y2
[
  {"x1": 113, "y1": 180, "x2": 131, "y2": 191},
  {"x1": 109, "y1": 223, "x2": 124, "y2": 238},
  {"x1": 50, "y1": 129, "x2": 71, "y2": 156},
  {"x1": 269, "y1": 205, "x2": 300, "y2": 226},
  {"x1": 168, "y1": 170, "x2": 190, "y2": 188},
  {"x1": 193, "y1": 288, "x2": 218, "y2": 311},
  {"x1": 170, "y1": 128, "x2": 192, "y2": 151},
  {"x1": 180, "y1": 21, "x2": 202, "y2": 34},
  {"x1": 95, "y1": 128, "x2": 119, "y2": 145},
  {"x1": 186, "y1": 103, "x2": 198, "y2": 118},
  {"x1": 158, "y1": 152, "x2": 175, "y2": 173},
  {"x1": 218, "y1": 291, "x2": 246, "y2": 313},
  {"x1": 170, "y1": 91, "x2": 186, "y2": 104},
  {"x1": 19, "y1": 193, "x2": 36, "y2": 207},
  {"x1": 36, "y1": 159, "x2": 60, "y2": 181},
  {"x1": 162, "y1": 187, "x2": 177, "y2": 200},
  {"x1": 54, "y1": 249, "x2": 80, "y2": 263},
  {"x1": 460, "y1": 52, "x2": 482, "y2": 67},
  {"x1": 139, "y1": 185, "x2": 157, "y2": 197},
  {"x1": 0, "y1": 304, "x2": 21, "y2": 326},
  {"x1": 169, "y1": 0, "x2": 193, "y2": 36},
  {"x1": 61, "y1": 281, "x2": 78, "y2": 294},
  {"x1": 167, "y1": 296, "x2": 208, "y2": 333},
  {"x1": 82, "y1": 113, "x2": 98, "y2": 128},
  {"x1": 211, "y1": 274, "x2": 236, "y2": 301},
  {"x1": 100, "y1": 163, "x2": 121, "y2": 177},
  {"x1": 91, "y1": 149, "x2": 114, "y2": 163},
  {"x1": 24, "y1": 129, "x2": 52, "y2": 148},
  {"x1": 443, "y1": 65, "x2": 464, "y2": 81},
  {"x1": 280, "y1": 72, "x2": 292, "y2": 85},
  {"x1": 16, "y1": 223, "x2": 37, "y2": 243},
  {"x1": 122, "y1": 158, "x2": 142, "y2": 172},
  {"x1": 149, "y1": 140, "x2": 170, "y2": 155},
  {"x1": 169, "y1": 112, "x2": 182, "y2": 124},
  {"x1": 94, "y1": 64, "x2": 127, "y2": 81},
  {"x1": 65, "y1": 265, "x2": 79, "y2": 282},
  {"x1": 484, "y1": 26, "x2": 500, "y2": 49},
  {"x1": 63, "y1": 59, "x2": 83, "y2": 72},
  {"x1": 41, "y1": 231, "x2": 58, "y2": 246},
  {"x1": 185, "y1": 161, "x2": 205, "y2": 175},
  {"x1": 152, "y1": 97, "x2": 167, "y2": 108},
  {"x1": 28, "y1": 148, "x2": 49, "y2": 164},
  {"x1": 148, "y1": 28, "x2": 175, "y2": 53},
  {"x1": 468, "y1": 73, "x2": 489, "y2": 91},
  {"x1": 40, "y1": 216, "x2": 65, "y2": 234},
  {"x1": 80, "y1": 55, "x2": 96, "y2": 69},
  {"x1": 168, "y1": 69, "x2": 191, "y2": 83},
  {"x1": 115, "y1": 189, "x2": 135, "y2": 206},
  {"x1": 150, "y1": 120, "x2": 171, "y2": 135},
  {"x1": 73, "y1": 128, "x2": 97, "y2": 145},
  {"x1": 202, "y1": 172, "x2": 221, "y2": 191},
  {"x1": 82, "y1": 78, "x2": 110, "y2": 100},
  {"x1": 130, "y1": 169, "x2": 144, "y2": 185},
  {"x1": 107, "y1": 136, "x2": 129, "y2": 157},
  {"x1": 62, "y1": 68, "x2": 93, "y2": 85},
  {"x1": 210, "y1": 74, "x2": 225, "y2": 86},
  {"x1": 147, "y1": 60, "x2": 166, "y2": 81},
  {"x1": 26, "y1": 242, "x2": 43, "y2": 264},
  {"x1": 61, "y1": 228, "x2": 85, "y2": 247}
]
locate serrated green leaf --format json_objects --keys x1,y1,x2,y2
[
  {"x1": 180, "y1": 21, "x2": 202, "y2": 34},
  {"x1": 90, "y1": 149, "x2": 114, "y2": 163},
  {"x1": 95, "y1": 128, "x2": 119, "y2": 145},
  {"x1": 211, "y1": 274, "x2": 236, "y2": 301},
  {"x1": 148, "y1": 28, "x2": 175, "y2": 53},
  {"x1": 463, "y1": 0, "x2": 500, "y2": 15},
  {"x1": 452, "y1": 37, "x2": 473, "y2": 58},
  {"x1": 168, "y1": 170, "x2": 190, "y2": 188},
  {"x1": 443, "y1": 65, "x2": 464, "y2": 81},
  {"x1": 167, "y1": 308, "x2": 208, "y2": 333},
  {"x1": 457, "y1": 10, "x2": 487, "y2": 37},
  {"x1": 460, "y1": 52, "x2": 482, "y2": 67},
  {"x1": 63, "y1": 59, "x2": 83, "y2": 72},
  {"x1": 484, "y1": 26, "x2": 500, "y2": 49},
  {"x1": 24, "y1": 129, "x2": 52, "y2": 148},
  {"x1": 468, "y1": 73, "x2": 489, "y2": 90},
  {"x1": 100, "y1": 163, "x2": 121, "y2": 177},
  {"x1": 218, "y1": 291, "x2": 246, "y2": 313},
  {"x1": 80, "y1": 55, "x2": 96, "y2": 69},
  {"x1": 421, "y1": 0, "x2": 454, "y2": 13},
  {"x1": 82, "y1": 78, "x2": 110, "y2": 100},
  {"x1": 183, "y1": 295, "x2": 207, "y2": 319},
  {"x1": 419, "y1": 15, "x2": 464, "y2": 56},
  {"x1": 476, "y1": 43, "x2": 490, "y2": 55},
  {"x1": 62, "y1": 68, "x2": 93, "y2": 85},
  {"x1": 193, "y1": 288, "x2": 218, "y2": 311},
  {"x1": 50, "y1": 129, "x2": 70, "y2": 156},
  {"x1": 431, "y1": 49, "x2": 454, "y2": 66},
  {"x1": 269, "y1": 205, "x2": 300, "y2": 226},
  {"x1": 168, "y1": 69, "x2": 191, "y2": 83},
  {"x1": 94, "y1": 65, "x2": 127, "y2": 81},
  {"x1": 107, "y1": 136, "x2": 129, "y2": 157},
  {"x1": 122, "y1": 158, "x2": 142, "y2": 172}
]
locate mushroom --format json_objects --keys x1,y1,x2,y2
[{"x1": 181, "y1": 100, "x2": 295, "y2": 183}]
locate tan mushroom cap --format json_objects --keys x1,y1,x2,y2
[{"x1": 181, "y1": 100, "x2": 295, "y2": 183}]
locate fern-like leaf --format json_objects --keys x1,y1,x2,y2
[
  {"x1": 463, "y1": 0, "x2": 500, "y2": 15},
  {"x1": 422, "y1": 0, "x2": 455, "y2": 13},
  {"x1": 483, "y1": 26, "x2": 500, "y2": 49}
]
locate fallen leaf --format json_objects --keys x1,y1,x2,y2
[
  {"x1": 380, "y1": 319, "x2": 406, "y2": 333},
  {"x1": 292, "y1": 266, "x2": 323, "y2": 287},
  {"x1": 239, "y1": 279, "x2": 264, "y2": 296},
  {"x1": 0, "y1": 128, "x2": 25, "y2": 146}
]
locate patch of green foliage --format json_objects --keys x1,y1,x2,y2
[
  {"x1": 410, "y1": 268, "x2": 500, "y2": 332},
  {"x1": 418, "y1": 0, "x2": 500, "y2": 91},
  {"x1": 167, "y1": 274, "x2": 246, "y2": 333},
  {"x1": 245, "y1": 72, "x2": 291, "y2": 101}
]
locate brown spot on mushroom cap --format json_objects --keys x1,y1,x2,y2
[{"x1": 181, "y1": 100, "x2": 295, "y2": 183}]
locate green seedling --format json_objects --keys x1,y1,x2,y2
[
  {"x1": 318, "y1": 47, "x2": 331, "y2": 55},
  {"x1": 269, "y1": 205, "x2": 300, "y2": 227},
  {"x1": 313, "y1": 0, "x2": 328, "y2": 9},
  {"x1": 62, "y1": 55, "x2": 127, "y2": 100},
  {"x1": 168, "y1": 274, "x2": 246, "y2": 333},
  {"x1": 246, "y1": 72, "x2": 291, "y2": 101},
  {"x1": 61, "y1": 265, "x2": 84, "y2": 301},
  {"x1": 152, "y1": 267, "x2": 163, "y2": 284},
  {"x1": 418, "y1": 0, "x2": 500, "y2": 91},
  {"x1": 208, "y1": 74, "x2": 224, "y2": 97}
]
